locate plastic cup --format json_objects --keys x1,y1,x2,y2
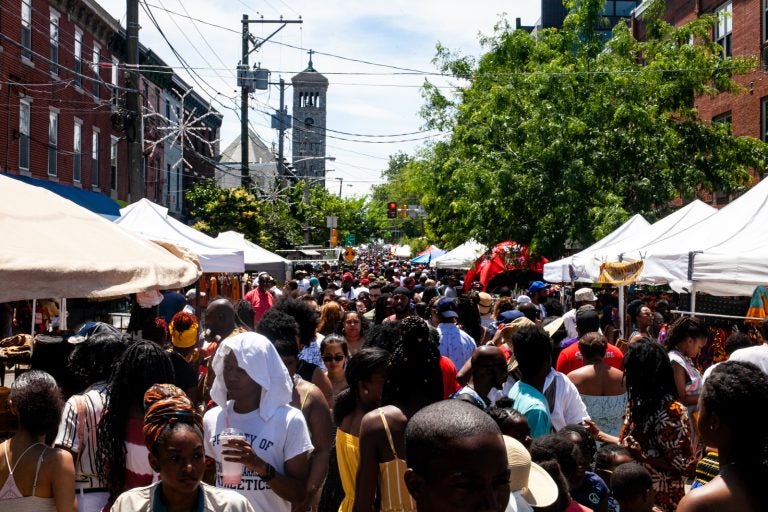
[{"x1": 220, "y1": 428, "x2": 245, "y2": 486}]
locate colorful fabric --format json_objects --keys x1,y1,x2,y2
[
  {"x1": 692, "y1": 449, "x2": 720, "y2": 489},
  {"x1": 746, "y1": 285, "x2": 768, "y2": 324},
  {"x1": 143, "y1": 383, "x2": 202, "y2": 450},
  {"x1": 620, "y1": 397, "x2": 694, "y2": 512}
]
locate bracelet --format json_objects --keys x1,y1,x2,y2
[{"x1": 259, "y1": 463, "x2": 276, "y2": 482}]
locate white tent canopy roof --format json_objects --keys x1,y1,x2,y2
[
  {"x1": 0, "y1": 174, "x2": 201, "y2": 302},
  {"x1": 641, "y1": 178, "x2": 768, "y2": 295},
  {"x1": 115, "y1": 199, "x2": 245, "y2": 273},
  {"x1": 570, "y1": 200, "x2": 716, "y2": 283},
  {"x1": 216, "y1": 231, "x2": 289, "y2": 266},
  {"x1": 430, "y1": 240, "x2": 488, "y2": 269},
  {"x1": 543, "y1": 214, "x2": 650, "y2": 282}
]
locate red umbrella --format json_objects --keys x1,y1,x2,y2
[{"x1": 464, "y1": 241, "x2": 548, "y2": 292}]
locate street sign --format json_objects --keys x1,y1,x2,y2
[
  {"x1": 326, "y1": 216, "x2": 338, "y2": 228},
  {"x1": 345, "y1": 233, "x2": 356, "y2": 246},
  {"x1": 343, "y1": 246, "x2": 357, "y2": 263}
]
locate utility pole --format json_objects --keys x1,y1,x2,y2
[
  {"x1": 126, "y1": 0, "x2": 144, "y2": 201},
  {"x1": 239, "y1": 16, "x2": 302, "y2": 188},
  {"x1": 240, "y1": 14, "x2": 249, "y2": 188},
  {"x1": 336, "y1": 177, "x2": 343, "y2": 196},
  {"x1": 276, "y1": 78, "x2": 286, "y2": 182}
]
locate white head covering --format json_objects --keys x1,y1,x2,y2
[{"x1": 210, "y1": 332, "x2": 292, "y2": 422}]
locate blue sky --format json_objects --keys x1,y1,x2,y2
[{"x1": 98, "y1": 1, "x2": 542, "y2": 197}]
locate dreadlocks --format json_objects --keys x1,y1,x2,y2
[
  {"x1": 623, "y1": 339, "x2": 678, "y2": 431},
  {"x1": 380, "y1": 316, "x2": 443, "y2": 407},
  {"x1": 96, "y1": 340, "x2": 175, "y2": 500}
]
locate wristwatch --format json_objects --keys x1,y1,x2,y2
[{"x1": 259, "y1": 463, "x2": 276, "y2": 482}]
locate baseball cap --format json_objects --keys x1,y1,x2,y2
[
  {"x1": 498, "y1": 310, "x2": 525, "y2": 325},
  {"x1": 504, "y1": 436, "x2": 558, "y2": 508},
  {"x1": 574, "y1": 287, "x2": 597, "y2": 303},
  {"x1": 435, "y1": 297, "x2": 458, "y2": 319},
  {"x1": 528, "y1": 281, "x2": 550, "y2": 294},
  {"x1": 516, "y1": 295, "x2": 532, "y2": 305},
  {"x1": 342, "y1": 272, "x2": 354, "y2": 282},
  {"x1": 393, "y1": 286, "x2": 413, "y2": 299}
]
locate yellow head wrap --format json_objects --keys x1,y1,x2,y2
[{"x1": 169, "y1": 311, "x2": 199, "y2": 349}]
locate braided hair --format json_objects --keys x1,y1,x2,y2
[
  {"x1": 665, "y1": 316, "x2": 706, "y2": 351},
  {"x1": 380, "y1": 316, "x2": 443, "y2": 407},
  {"x1": 333, "y1": 347, "x2": 390, "y2": 425},
  {"x1": 623, "y1": 339, "x2": 677, "y2": 431},
  {"x1": 560, "y1": 424, "x2": 598, "y2": 469},
  {"x1": 701, "y1": 360, "x2": 768, "y2": 508},
  {"x1": 96, "y1": 341, "x2": 175, "y2": 500}
]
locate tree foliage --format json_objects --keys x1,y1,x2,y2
[{"x1": 400, "y1": 0, "x2": 768, "y2": 257}]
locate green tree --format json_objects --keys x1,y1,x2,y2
[
  {"x1": 405, "y1": 0, "x2": 768, "y2": 257},
  {"x1": 185, "y1": 179, "x2": 303, "y2": 251}
]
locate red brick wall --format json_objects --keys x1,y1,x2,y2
[{"x1": 0, "y1": 0, "x2": 130, "y2": 200}]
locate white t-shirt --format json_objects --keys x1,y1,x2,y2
[
  {"x1": 203, "y1": 401, "x2": 313, "y2": 512},
  {"x1": 728, "y1": 344, "x2": 768, "y2": 375}
]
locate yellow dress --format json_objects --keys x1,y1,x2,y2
[
  {"x1": 377, "y1": 409, "x2": 417, "y2": 512},
  {"x1": 336, "y1": 429, "x2": 360, "y2": 512}
]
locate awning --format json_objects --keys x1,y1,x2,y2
[
  {"x1": 2, "y1": 173, "x2": 121, "y2": 219},
  {"x1": 300, "y1": 249, "x2": 321, "y2": 257}
]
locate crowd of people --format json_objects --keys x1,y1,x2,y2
[{"x1": 1, "y1": 258, "x2": 767, "y2": 512}]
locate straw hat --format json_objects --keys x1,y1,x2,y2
[{"x1": 503, "y1": 436, "x2": 558, "y2": 508}]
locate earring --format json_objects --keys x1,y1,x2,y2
[{"x1": 363, "y1": 389, "x2": 369, "y2": 395}]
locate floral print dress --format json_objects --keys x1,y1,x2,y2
[{"x1": 620, "y1": 396, "x2": 694, "y2": 512}]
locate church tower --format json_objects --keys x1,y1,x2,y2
[{"x1": 291, "y1": 51, "x2": 329, "y2": 181}]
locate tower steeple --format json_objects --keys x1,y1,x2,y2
[
  {"x1": 306, "y1": 49, "x2": 315, "y2": 72},
  {"x1": 291, "y1": 54, "x2": 328, "y2": 181}
]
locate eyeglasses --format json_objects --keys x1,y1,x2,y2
[{"x1": 322, "y1": 355, "x2": 345, "y2": 363}]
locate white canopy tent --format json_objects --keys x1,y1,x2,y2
[
  {"x1": 115, "y1": 199, "x2": 245, "y2": 274},
  {"x1": 638, "y1": 178, "x2": 768, "y2": 296},
  {"x1": 216, "y1": 231, "x2": 291, "y2": 282},
  {"x1": 0, "y1": 174, "x2": 201, "y2": 303},
  {"x1": 543, "y1": 214, "x2": 650, "y2": 282},
  {"x1": 570, "y1": 200, "x2": 717, "y2": 283},
  {"x1": 430, "y1": 240, "x2": 488, "y2": 270}
]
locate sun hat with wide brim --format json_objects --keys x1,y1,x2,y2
[{"x1": 504, "y1": 436, "x2": 559, "y2": 508}]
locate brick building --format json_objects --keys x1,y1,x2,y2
[
  {"x1": 633, "y1": 0, "x2": 766, "y2": 205},
  {"x1": 0, "y1": 0, "x2": 219, "y2": 217}
]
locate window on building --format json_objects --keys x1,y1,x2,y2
[
  {"x1": 716, "y1": 2, "x2": 733, "y2": 58},
  {"x1": 74, "y1": 29, "x2": 83, "y2": 88},
  {"x1": 713, "y1": 111, "x2": 733, "y2": 128},
  {"x1": 92, "y1": 129, "x2": 100, "y2": 186},
  {"x1": 21, "y1": 0, "x2": 31, "y2": 60},
  {"x1": 73, "y1": 120, "x2": 82, "y2": 182},
  {"x1": 165, "y1": 99, "x2": 170, "y2": 119},
  {"x1": 111, "y1": 58, "x2": 119, "y2": 106},
  {"x1": 48, "y1": 110, "x2": 58, "y2": 176},
  {"x1": 19, "y1": 100, "x2": 30, "y2": 171},
  {"x1": 50, "y1": 10, "x2": 59, "y2": 75},
  {"x1": 111, "y1": 136, "x2": 119, "y2": 190},
  {"x1": 92, "y1": 44, "x2": 100, "y2": 97}
]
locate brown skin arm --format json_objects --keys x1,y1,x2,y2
[
  {"x1": 51, "y1": 448, "x2": 77, "y2": 512},
  {"x1": 312, "y1": 366, "x2": 334, "y2": 406},
  {"x1": 671, "y1": 363, "x2": 698, "y2": 406},
  {"x1": 223, "y1": 438, "x2": 310, "y2": 503},
  {"x1": 352, "y1": 410, "x2": 385, "y2": 512},
  {"x1": 293, "y1": 385, "x2": 333, "y2": 512}
]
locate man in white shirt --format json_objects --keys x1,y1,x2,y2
[{"x1": 562, "y1": 288, "x2": 597, "y2": 340}]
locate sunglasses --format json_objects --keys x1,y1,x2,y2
[{"x1": 322, "y1": 355, "x2": 345, "y2": 363}]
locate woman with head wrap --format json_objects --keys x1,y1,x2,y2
[
  {"x1": 168, "y1": 311, "x2": 202, "y2": 404},
  {"x1": 111, "y1": 384, "x2": 254, "y2": 512},
  {"x1": 353, "y1": 316, "x2": 444, "y2": 512},
  {"x1": 201, "y1": 332, "x2": 313, "y2": 512}
]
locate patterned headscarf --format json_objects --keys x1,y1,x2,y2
[{"x1": 143, "y1": 383, "x2": 202, "y2": 450}]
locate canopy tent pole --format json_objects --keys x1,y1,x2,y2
[
  {"x1": 671, "y1": 310, "x2": 764, "y2": 321},
  {"x1": 618, "y1": 285, "x2": 625, "y2": 339},
  {"x1": 30, "y1": 299, "x2": 36, "y2": 337},
  {"x1": 59, "y1": 298, "x2": 67, "y2": 331}
]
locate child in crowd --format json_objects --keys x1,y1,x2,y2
[{"x1": 610, "y1": 463, "x2": 660, "y2": 512}]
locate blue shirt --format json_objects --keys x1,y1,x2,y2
[
  {"x1": 508, "y1": 381, "x2": 552, "y2": 439},
  {"x1": 570, "y1": 471, "x2": 609, "y2": 511},
  {"x1": 437, "y1": 323, "x2": 476, "y2": 370}
]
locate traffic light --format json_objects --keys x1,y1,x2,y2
[
  {"x1": 400, "y1": 204, "x2": 408, "y2": 219},
  {"x1": 387, "y1": 202, "x2": 397, "y2": 218}
]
